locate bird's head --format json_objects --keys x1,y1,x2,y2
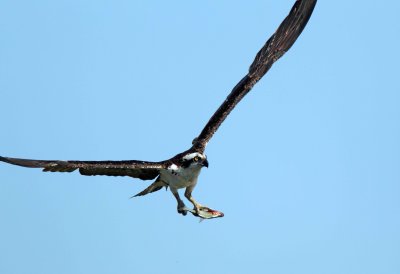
[{"x1": 180, "y1": 152, "x2": 208, "y2": 169}]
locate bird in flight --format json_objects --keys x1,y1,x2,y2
[{"x1": 1, "y1": 0, "x2": 317, "y2": 219}]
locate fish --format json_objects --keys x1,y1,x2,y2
[{"x1": 182, "y1": 206, "x2": 224, "y2": 220}]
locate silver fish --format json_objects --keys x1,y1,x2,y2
[{"x1": 182, "y1": 206, "x2": 224, "y2": 220}]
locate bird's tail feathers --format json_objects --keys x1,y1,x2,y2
[{"x1": 131, "y1": 177, "x2": 167, "y2": 198}]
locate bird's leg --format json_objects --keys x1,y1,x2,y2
[
  {"x1": 184, "y1": 187, "x2": 203, "y2": 214},
  {"x1": 171, "y1": 188, "x2": 187, "y2": 216}
]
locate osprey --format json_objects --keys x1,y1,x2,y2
[{"x1": 0, "y1": 0, "x2": 317, "y2": 219}]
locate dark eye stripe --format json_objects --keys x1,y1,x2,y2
[
  {"x1": 181, "y1": 160, "x2": 192, "y2": 168},
  {"x1": 181, "y1": 156, "x2": 202, "y2": 168}
]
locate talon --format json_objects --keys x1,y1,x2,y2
[
  {"x1": 194, "y1": 205, "x2": 203, "y2": 215},
  {"x1": 177, "y1": 207, "x2": 187, "y2": 216}
]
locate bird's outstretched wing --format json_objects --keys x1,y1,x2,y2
[
  {"x1": 192, "y1": 0, "x2": 317, "y2": 152},
  {"x1": 0, "y1": 156, "x2": 167, "y2": 180}
]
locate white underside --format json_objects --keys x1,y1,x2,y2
[{"x1": 159, "y1": 165, "x2": 202, "y2": 190}]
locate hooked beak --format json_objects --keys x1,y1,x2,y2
[{"x1": 202, "y1": 159, "x2": 209, "y2": 168}]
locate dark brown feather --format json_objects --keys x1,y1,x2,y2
[
  {"x1": 0, "y1": 156, "x2": 166, "y2": 180},
  {"x1": 192, "y1": 0, "x2": 317, "y2": 152}
]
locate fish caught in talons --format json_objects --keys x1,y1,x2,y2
[{"x1": 182, "y1": 206, "x2": 224, "y2": 220}]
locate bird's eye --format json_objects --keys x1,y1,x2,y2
[{"x1": 193, "y1": 156, "x2": 199, "y2": 162}]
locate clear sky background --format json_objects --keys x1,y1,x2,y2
[{"x1": 1, "y1": 1, "x2": 399, "y2": 273}]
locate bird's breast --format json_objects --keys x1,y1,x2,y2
[{"x1": 159, "y1": 167, "x2": 202, "y2": 189}]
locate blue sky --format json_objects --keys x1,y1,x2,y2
[{"x1": 1, "y1": 0, "x2": 399, "y2": 273}]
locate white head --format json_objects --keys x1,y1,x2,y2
[{"x1": 181, "y1": 152, "x2": 208, "y2": 169}]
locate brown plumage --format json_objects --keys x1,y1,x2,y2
[
  {"x1": 0, "y1": 156, "x2": 165, "y2": 180},
  {"x1": 1, "y1": 0, "x2": 317, "y2": 218},
  {"x1": 192, "y1": 0, "x2": 317, "y2": 153}
]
